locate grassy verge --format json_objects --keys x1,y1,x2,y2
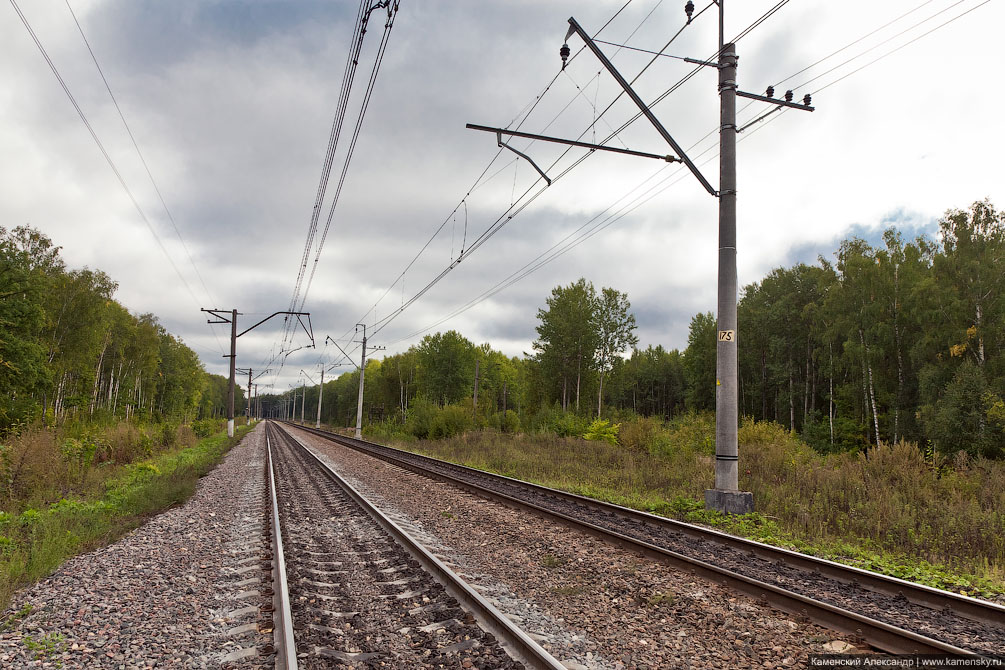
[
  {"x1": 377, "y1": 415, "x2": 1004, "y2": 599},
  {"x1": 0, "y1": 424, "x2": 252, "y2": 610}
]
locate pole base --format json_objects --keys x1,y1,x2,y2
[{"x1": 704, "y1": 489, "x2": 754, "y2": 515}]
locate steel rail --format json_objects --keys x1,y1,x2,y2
[
  {"x1": 266, "y1": 428, "x2": 298, "y2": 670},
  {"x1": 270, "y1": 422, "x2": 567, "y2": 670},
  {"x1": 283, "y1": 422, "x2": 1002, "y2": 656}
]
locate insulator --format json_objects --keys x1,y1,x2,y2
[
  {"x1": 765, "y1": 85, "x2": 774, "y2": 98},
  {"x1": 803, "y1": 94, "x2": 812, "y2": 106},
  {"x1": 560, "y1": 43, "x2": 570, "y2": 69},
  {"x1": 784, "y1": 89, "x2": 794, "y2": 102},
  {"x1": 685, "y1": 1, "x2": 695, "y2": 21}
]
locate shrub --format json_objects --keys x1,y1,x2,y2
[
  {"x1": 536, "y1": 408, "x2": 591, "y2": 438},
  {"x1": 365, "y1": 420, "x2": 414, "y2": 443},
  {"x1": 158, "y1": 424, "x2": 178, "y2": 449},
  {"x1": 583, "y1": 419, "x2": 619, "y2": 446},
  {"x1": 406, "y1": 398, "x2": 438, "y2": 439},
  {"x1": 488, "y1": 409, "x2": 520, "y2": 433},
  {"x1": 190, "y1": 419, "x2": 222, "y2": 438},
  {"x1": 430, "y1": 404, "x2": 474, "y2": 440},
  {"x1": 618, "y1": 416, "x2": 663, "y2": 451}
]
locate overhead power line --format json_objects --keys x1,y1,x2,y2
[
  {"x1": 62, "y1": 0, "x2": 223, "y2": 354},
  {"x1": 9, "y1": 0, "x2": 206, "y2": 313},
  {"x1": 350, "y1": 3, "x2": 714, "y2": 343},
  {"x1": 275, "y1": 0, "x2": 401, "y2": 374},
  {"x1": 384, "y1": 0, "x2": 989, "y2": 348}
]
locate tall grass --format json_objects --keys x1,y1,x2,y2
[
  {"x1": 0, "y1": 421, "x2": 249, "y2": 610},
  {"x1": 388, "y1": 414, "x2": 1004, "y2": 595}
]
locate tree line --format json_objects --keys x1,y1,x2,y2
[
  {"x1": 269, "y1": 200, "x2": 1003, "y2": 459},
  {"x1": 0, "y1": 226, "x2": 237, "y2": 433}
]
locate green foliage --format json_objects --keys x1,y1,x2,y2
[
  {"x1": 583, "y1": 418, "x2": 619, "y2": 445},
  {"x1": 923, "y1": 361, "x2": 1003, "y2": 458},
  {"x1": 415, "y1": 331, "x2": 476, "y2": 406},
  {"x1": 541, "y1": 553, "x2": 567, "y2": 568},
  {"x1": 430, "y1": 404, "x2": 474, "y2": 440},
  {"x1": 363, "y1": 419, "x2": 414, "y2": 443},
  {"x1": 0, "y1": 226, "x2": 226, "y2": 434},
  {"x1": 405, "y1": 397, "x2": 438, "y2": 439},
  {"x1": 533, "y1": 278, "x2": 600, "y2": 412},
  {"x1": 191, "y1": 418, "x2": 222, "y2": 438},
  {"x1": 531, "y1": 405, "x2": 591, "y2": 437},
  {"x1": 488, "y1": 409, "x2": 521, "y2": 433},
  {"x1": 23, "y1": 631, "x2": 65, "y2": 662},
  {"x1": 683, "y1": 312, "x2": 717, "y2": 412}
]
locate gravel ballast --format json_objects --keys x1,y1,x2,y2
[{"x1": 284, "y1": 424, "x2": 864, "y2": 670}]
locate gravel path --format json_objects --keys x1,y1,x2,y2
[
  {"x1": 286, "y1": 424, "x2": 863, "y2": 670},
  {"x1": 0, "y1": 424, "x2": 272, "y2": 669}
]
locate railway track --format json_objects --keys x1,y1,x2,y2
[
  {"x1": 282, "y1": 421, "x2": 1005, "y2": 658},
  {"x1": 262, "y1": 422, "x2": 566, "y2": 669}
]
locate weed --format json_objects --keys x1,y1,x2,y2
[
  {"x1": 550, "y1": 585, "x2": 584, "y2": 597},
  {"x1": 23, "y1": 631, "x2": 65, "y2": 663},
  {"x1": 440, "y1": 511, "x2": 456, "y2": 520},
  {"x1": 643, "y1": 591, "x2": 676, "y2": 608},
  {"x1": 541, "y1": 553, "x2": 567, "y2": 569},
  {"x1": 0, "y1": 603, "x2": 31, "y2": 632}
]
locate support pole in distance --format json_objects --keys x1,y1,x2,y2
[
  {"x1": 356, "y1": 326, "x2": 367, "y2": 439},
  {"x1": 706, "y1": 37, "x2": 753, "y2": 515},
  {"x1": 316, "y1": 368, "x2": 324, "y2": 429},
  {"x1": 228, "y1": 310, "x2": 237, "y2": 438},
  {"x1": 247, "y1": 368, "x2": 253, "y2": 425},
  {"x1": 300, "y1": 384, "x2": 306, "y2": 424},
  {"x1": 352, "y1": 324, "x2": 384, "y2": 439}
]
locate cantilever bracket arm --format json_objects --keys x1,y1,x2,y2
[
  {"x1": 325, "y1": 336, "x2": 360, "y2": 372},
  {"x1": 236, "y1": 311, "x2": 314, "y2": 348},
  {"x1": 467, "y1": 124, "x2": 680, "y2": 164},
  {"x1": 495, "y1": 130, "x2": 552, "y2": 185},
  {"x1": 566, "y1": 16, "x2": 717, "y2": 196}
]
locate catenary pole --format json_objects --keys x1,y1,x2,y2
[
  {"x1": 706, "y1": 0, "x2": 753, "y2": 514},
  {"x1": 467, "y1": 3, "x2": 808, "y2": 513},
  {"x1": 247, "y1": 368, "x2": 252, "y2": 425},
  {"x1": 356, "y1": 326, "x2": 366, "y2": 439},
  {"x1": 316, "y1": 368, "x2": 324, "y2": 428},
  {"x1": 228, "y1": 310, "x2": 236, "y2": 437}
]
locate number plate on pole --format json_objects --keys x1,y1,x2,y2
[{"x1": 718, "y1": 330, "x2": 735, "y2": 342}]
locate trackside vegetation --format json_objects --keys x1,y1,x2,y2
[
  {"x1": 373, "y1": 414, "x2": 1004, "y2": 598},
  {"x1": 0, "y1": 421, "x2": 251, "y2": 609}
]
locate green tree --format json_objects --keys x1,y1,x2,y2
[
  {"x1": 0, "y1": 227, "x2": 52, "y2": 427},
  {"x1": 683, "y1": 312, "x2": 716, "y2": 411},
  {"x1": 594, "y1": 287, "x2": 637, "y2": 416},
  {"x1": 533, "y1": 279, "x2": 598, "y2": 412},
  {"x1": 416, "y1": 330, "x2": 475, "y2": 406}
]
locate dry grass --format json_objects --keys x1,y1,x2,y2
[{"x1": 388, "y1": 414, "x2": 1005, "y2": 593}]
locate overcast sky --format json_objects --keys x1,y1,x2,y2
[{"x1": 3, "y1": 0, "x2": 1002, "y2": 394}]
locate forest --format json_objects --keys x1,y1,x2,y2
[
  {"x1": 271, "y1": 200, "x2": 1004, "y2": 459},
  {"x1": 0, "y1": 225, "x2": 236, "y2": 435}
]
